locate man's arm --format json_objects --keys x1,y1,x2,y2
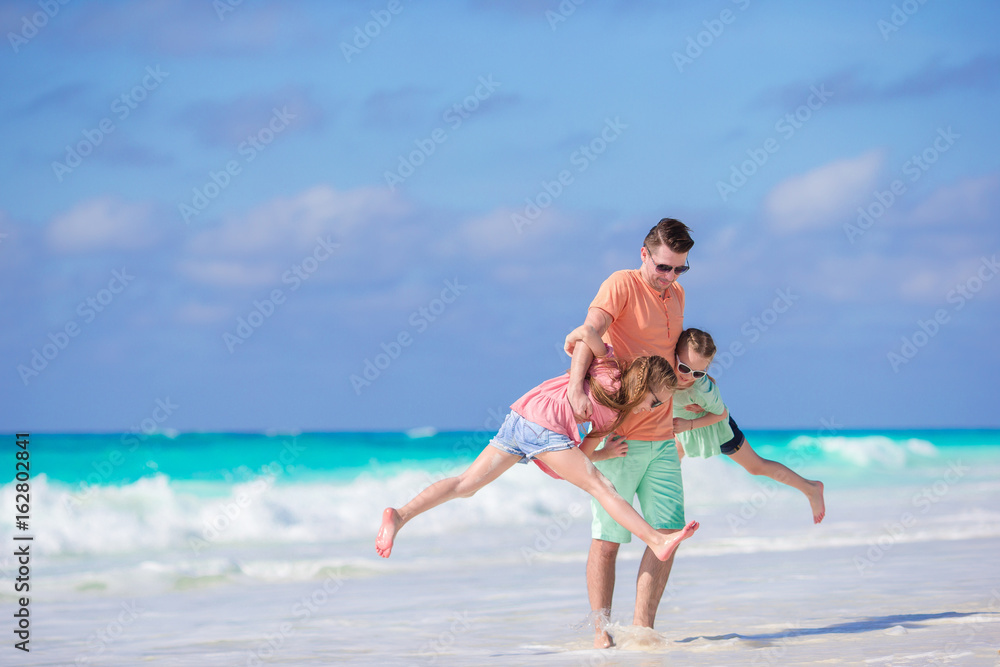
[
  {"x1": 565, "y1": 308, "x2": 612, "y2": 421},
  {"x1": 563, "y1": 323, "x2": 609, "y2": 358}
]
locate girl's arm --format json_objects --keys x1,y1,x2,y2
[
  {"x1": 579, "y1": 433, "x2": 601, "y2": 458},
  {"x1": 673, "y1": 407, "x2": 728, "y2": 435},
  {"x1": 582, "y1": 434, "x2": 628, "y2": 461}
]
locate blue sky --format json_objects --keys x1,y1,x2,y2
[{"x1": 1, "y1": 0, "x2": 998, "y2": 432}]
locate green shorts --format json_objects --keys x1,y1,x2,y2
[{"x1": 591, "y1": 439, "x2": 685, "y2": 543}]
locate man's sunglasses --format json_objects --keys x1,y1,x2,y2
[
  {"x1": 676, "y1": 361, "x2": 707, "y2": 378},
  {"x1": 644, "y1": 246, "x2": 690, "y2": 275}
]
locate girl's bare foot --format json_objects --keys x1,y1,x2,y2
[
  {"x1": 651, "y1": 520, "x2": 699, "y2": 561},
  {"x1": 376, "y1": 508, "x2": 402, "y2": 558},
  {"x1": 807, "y1": 481, "x2": 825, "y2": 523}
]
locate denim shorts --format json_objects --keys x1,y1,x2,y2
[{"x1": 488, "y1": 410, "x2": 575, "y2": 464}]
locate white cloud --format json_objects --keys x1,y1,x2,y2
[
  {"x1": 897, "y1": 254, "x2": 1000, "y2": 304},
  {"x1": 176, "y1": 259, "x2": 278, "y2": 288},
  {"x1": 898, "y1": 269, "x2": 942, "y2": 302},
  {"x1": 431, "y1": 205, "x2": 580, "y2": 261},
  {"x1": 906, "y1": 172, "x2": 1000, "y2": 226},
  {"x1": 174, "y1": 302, "x2": 233, "y2": 325},
  {"x1": 801, "y1": 252, "x2": 997, "y2": 306},
  {"x1": 187, "y1": 185, "x2": 407, "y2": 257},
  {"x1": 765, "y1": 150, "x2": 884, "y2": 233},
  {"x1": 47, "y1": 197, "x2": 158, "y2": 253},
  {"x1": 804, "y1": 253, "x2": 901, "y2": 303}
]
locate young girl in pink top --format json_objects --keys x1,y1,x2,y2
[{"x1": 376, "y1": 336, "x2": 700, "y2": 561}]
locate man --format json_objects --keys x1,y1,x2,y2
[{"x1": 564, "y1": 218, "x2": 694, "y2": 648}]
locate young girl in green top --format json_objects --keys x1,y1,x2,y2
[{"x1": 672, "y1": 328, "x2": 825, "y2": 524}]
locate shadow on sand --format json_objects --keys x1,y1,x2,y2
[{"x1": 677, "y1": 610, "x2": 998, "y2": 644}]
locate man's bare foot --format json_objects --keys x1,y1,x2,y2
[
  {"x1": 651, "y1": 520, "x2": 699, "y2": 561},
  {"x1": 593, "y1": 629, "x2": 614, "y2": 649},
  {"x1": 376, "y1": 507, "x2": 401, "y2": 558},
  {"x1": 806, "y1": 480, "x2": 825, "y2": 523},
  {"x1": 590, "y1": 611, "x2": 615, "y2": 649}
]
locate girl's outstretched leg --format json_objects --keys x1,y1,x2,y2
[
  {"x1": 728, "y1": 440, "x2": 825, "y2": 523},
  {"x1": 537, "y1": 448, "x2": 698, "y2": 562},
  {"x1": 376, "y1": 446, "x2": 520, "y2": 557}
]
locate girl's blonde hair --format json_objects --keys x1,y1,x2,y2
[
  {"x1": 676, "y1": 328, "x2": 716, "y2": 359},
  {"x1": 587, "y1": 356, "x2": 676, "y2": 437}
]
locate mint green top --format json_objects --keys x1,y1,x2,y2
[{"x1": 671, "y1": 375, "x2": 733, "y2": 458}]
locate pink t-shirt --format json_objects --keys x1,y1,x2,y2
[{"x1": 509, "y1": 348, "x2": 620, "y2": 444}]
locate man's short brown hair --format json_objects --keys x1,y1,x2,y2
[{"x1": 644, "y1": 218, "x2": 694, "y2": 254}]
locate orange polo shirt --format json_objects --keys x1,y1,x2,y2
[{"x1": 589, "y1": 269, "x2": 685, "y2": 441}]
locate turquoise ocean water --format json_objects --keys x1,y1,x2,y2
[
  {"x1": 4, "y1": 428, "x2": 999, "y2": 557},
  {"x1": 21, "y1": 427, "x2": 1000, "y2": 485},
  {"x1": 2, "y1": 429, "x2": 999, "y2": 665}
]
